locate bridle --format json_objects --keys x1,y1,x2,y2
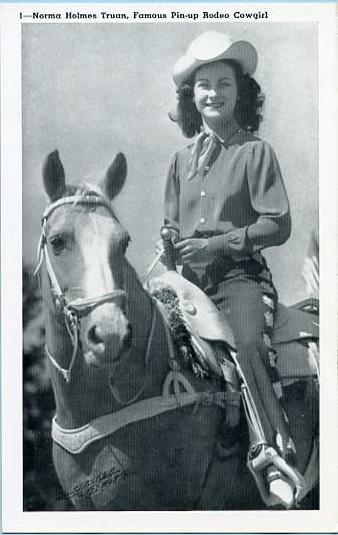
[{"x1": 35, "y1": 191, "x2": 128, "y2": 383}]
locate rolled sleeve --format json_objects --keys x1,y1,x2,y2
[{"x1": 246, "y1": 142, "x2": 291, "y2": 252}]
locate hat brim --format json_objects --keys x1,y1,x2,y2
[{"x1": 173, "y1": 41, "x2": 258, "y2": 88}]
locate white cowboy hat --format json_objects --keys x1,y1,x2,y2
[{"x1": 173, "y1": 31, "x2": 258, "y2": 88}]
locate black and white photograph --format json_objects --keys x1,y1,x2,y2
[{"x1": 1, "y1": 2, "x2": 337, "y2": 533}]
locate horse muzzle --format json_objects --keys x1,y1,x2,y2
[{"x1": 82, "y1": 303, "x2": 132, "y2": 367}]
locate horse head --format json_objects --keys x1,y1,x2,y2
[{"x1": 40, "y1": 150, "x2": 134, "y2": 371}]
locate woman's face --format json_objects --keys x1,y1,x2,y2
[{"x1": 193, "y1": 61, "x2": 238, "y2": 128}]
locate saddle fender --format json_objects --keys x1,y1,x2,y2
[{"x1": 148, "y1": 271, "x2": 319, "y2": 382}]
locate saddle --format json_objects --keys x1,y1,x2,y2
[
  {"x1": 149, "y1": 271, "x2": 319, "y2": 509},
  {"x1": 148, "y1": 271, "x2": 319, "y2": 384}
]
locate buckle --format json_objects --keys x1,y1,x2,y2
[{"x1": 248, "y1": 443, "x2": 271, "y2": 471}]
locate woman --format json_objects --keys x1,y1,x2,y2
[{"x1": 163, "y1": 31, "x2": 304, "y2": 508}]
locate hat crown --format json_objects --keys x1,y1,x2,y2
[
  {"x1": 188, "y1": 31, "x2": 233, "y2": 61},
  {"x1": 172, "y1": 32, "x2": 258, "y2": 88}
]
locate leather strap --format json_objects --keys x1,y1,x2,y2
[{"x1": 52, "y1": 389, "x2": 234, "y2": 454}]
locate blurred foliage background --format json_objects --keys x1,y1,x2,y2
[{"x1": 23, "y1": 265, "x2": 73, "y2": 511}]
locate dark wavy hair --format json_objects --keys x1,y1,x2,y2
[{"x1": 170, "y1": 60, "x2": 265, "y2": 138}]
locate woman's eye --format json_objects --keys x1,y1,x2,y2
[
  {"x1": 49, "y1": 235, "x2": 66, "y2": 254},
  {"x1": 195, "y1": 81, "x2": 209, "y2": 89}
]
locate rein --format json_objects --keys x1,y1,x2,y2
[
  {"x1": 108, "y1": 300, "x2": 159, "y2": 406},
  {"x1": 35, "y1": 191, "x2": 127, "y2": 383}
]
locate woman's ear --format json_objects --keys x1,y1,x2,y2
[
  {"x1": 102, "y1": 153, "x2": 127, "y2": 200},
  {"x1": 43, "y1": 150, "x2": 66, "y2": 201}
]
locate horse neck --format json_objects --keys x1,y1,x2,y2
[
  {"x1": 108, "y1": 268, "x2": 172, "y2": 398},
  {"x1": 125, "y1": 267, "x2": 156, "y2": 348}
]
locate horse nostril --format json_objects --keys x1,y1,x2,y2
[{"x1": 87, "y1": 325, "x2": 104, "y2": 346}]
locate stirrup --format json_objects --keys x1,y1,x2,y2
[
  {"x1": 248, "y1": 445, "x2": 305, "y2": 508},
  {"x1": 267, "y1": 468, "x2": 295, "y2": 509}
]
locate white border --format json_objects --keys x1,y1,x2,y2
[{"x1": 1, "y1": 2, "x2": 337, "y2": 533}]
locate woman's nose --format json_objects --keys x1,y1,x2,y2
[{"x1": 207, "y1": 88, "x2": 217, "y2": 98}]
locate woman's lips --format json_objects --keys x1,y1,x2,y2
[{"x1": 205, "y1": 102, "x2": 224, "y2": 109}]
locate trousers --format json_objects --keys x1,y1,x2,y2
[{"x1": 182, "y1": 253, "x2": 296, "y2": 463}]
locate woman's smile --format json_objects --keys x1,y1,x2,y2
[{"x1": 205, "y1": 101, "x2": 224, "y2": 108}]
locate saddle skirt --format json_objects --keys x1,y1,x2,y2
[{"x1": 148, "y1": 271, "x2": 319, "y2": 383}]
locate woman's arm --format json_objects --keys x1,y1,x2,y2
[
  {"x1": 205, "y1": 141, "x2": 291, "y2": 259},
  {"x1": 246, "y1": 141, "x2": 291, "y2": 252}
]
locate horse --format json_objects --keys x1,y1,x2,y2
[{"x1": 35, "y1": 150, "x2": 319, "y2": 511}]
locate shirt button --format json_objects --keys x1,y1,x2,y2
[
  {"x1": 200, "y1": 190, "x2": 206, "y2": 197},
  {"x1": 200, "y1": 217, "x2": 206, "y2": 224}
]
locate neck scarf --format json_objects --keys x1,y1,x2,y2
[
  {"x1": 187, "y1": 126, "x2": 243, "y2": 180},
  {"x1": 187, "y1": 129, "x2": 221, "y2": 180}
]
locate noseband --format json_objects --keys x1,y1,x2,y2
[{"x1": 35, "y1": 191, "x2": 127, "y2": 382}]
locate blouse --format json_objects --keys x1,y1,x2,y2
[{"x1": 164, "y1": 131, "x2": 291, "y2": 257}]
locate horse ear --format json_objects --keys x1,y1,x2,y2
[
  {"x1": 43, "y1": 150, "x2": 66, "y2": 201},
  {"x1": 103, "y1": 153, "x2": 127, "y2": 200}
]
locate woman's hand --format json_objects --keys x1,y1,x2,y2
[
  {"x1": 207, "y1": 227, "x2": 249, "y2": 257},
  {"x1": 174, "y1": 238, "x2": 209, "y2": 262},
  {"x1": 155, "y1": 229, "x2": 180, "y2": 265},
  {"x1": 173, "y1": 228, "x2": 249, "y2": 264},
  {"x1": 223, "y1": 228, "x2": 247, "y2": 252},
  {"x1": 155, "y1": 239, "x2": 164, "y2": 257}
]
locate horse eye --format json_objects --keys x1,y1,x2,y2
[{"x1": 49, "y1": 235, "x2": 66, "y2": 255}]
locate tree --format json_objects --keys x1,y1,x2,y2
[{"x1": 23, "y1": 265, "x2": 72, "y2": 510}]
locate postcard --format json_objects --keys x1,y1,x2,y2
[{"x1": 1, "y1": 2, "x2": 337, "y2": 533}]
